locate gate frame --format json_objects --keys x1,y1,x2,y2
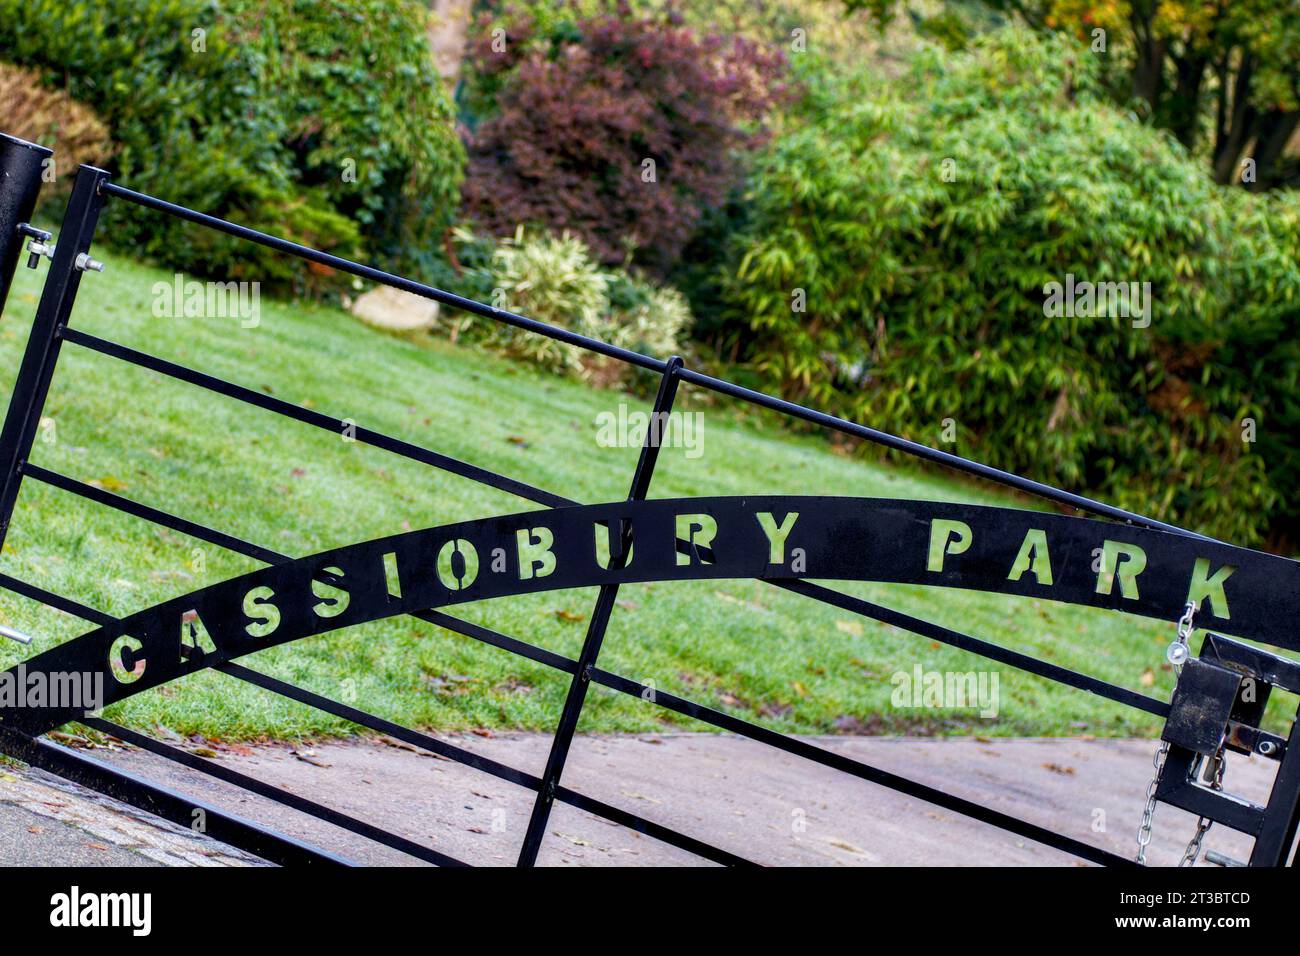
[{"x1": 0, "y1": 158, "x2": 1297, "y2": 868}]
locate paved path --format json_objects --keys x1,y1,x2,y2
[
  {"x1": 0, "y1": 764, "x2": 261, "y2": 866},
  {"x1": 1, "y1": 734, "x2": 1278, "y2": 866}
]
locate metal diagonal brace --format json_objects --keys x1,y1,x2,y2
[{"x1": 516, "y1": 356, "x2": 684, "y2": 866}]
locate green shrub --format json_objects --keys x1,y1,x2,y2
[
  {"x1": 719, "y1": 27, "x2": 1298, "y2": 546},
  {"x1": 228, "y1": 0, "x2": 465, "y2": 279},
  {"x1": 0, "y1": 0, "x2": 463, "y2": 287},
  {"x1": 446, "y1": 226, "x2": 690, "y2": 381}
]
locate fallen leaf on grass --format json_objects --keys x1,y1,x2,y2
[
  {"x1": 424, "y1": 673, "x2": 481, "y2": 694},
  {"x1": 1139, "y1": 667, "x2": 1156, "y2": 687},
  {"x1": 835, "y1": 620, "x2": 864, "y2": 637},
  {"x1": 553, "y1": 609, "x2": 585, "y2": 623},
  {"x1": 87, "y1": 476, "x2": 129, "y2": 492},
  {"x1": 493, "y1": 677, "x2": 533, "y2": 695}
]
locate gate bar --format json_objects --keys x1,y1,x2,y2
[
  {"x1": 0, "y1": 166, "x2": 108, "y2": 552},
  {"x1": 775, "y1": 579, "x2": 1171, "y2": 718},
  {"x1": 59, "y1": 328, "x2": 569, "y2": 509},
  {"x1": 218, "y1": 662, "x2": 541, "y2": 789},
  {"x1": 0, "y1": 569, "x2": 116, "y2": 625},
  {"x1": 101, "y1": 183, "x2": 664, "y2": 373},
  {"x1": 100, "y1": 181, "x2": 1218, "y2": 542}
]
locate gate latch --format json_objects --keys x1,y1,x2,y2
[
  {"x1": 1155, "y1": 632, "x2": 1298, "y2": 841},
  {"x1": 1161, "y1": 657, "x2": 1243, "y2": 758},
  {"x1": 1162, "y1": 632, "x2": 1292, "y2": 762}
]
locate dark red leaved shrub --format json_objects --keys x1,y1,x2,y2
[{"x1": 461, "y1": 8, "x2": 789, "y2": 274}]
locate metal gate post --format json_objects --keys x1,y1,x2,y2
[
  {"x1": 0, "y1": 164, "x2": 110, "y2": 551},
  {"x1": 1248, "y1": 703, "x2": 1300, "y2": 865},
  {"x1": 517, "y1": 356, "x2": 684, "y2": 866},
  {"x1": 0, "y1": 132, "x2": 53, "y2": 318}
]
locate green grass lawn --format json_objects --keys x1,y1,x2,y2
[{"x1": 0, "y1": 242, "x2": 1279, "y2": 743}]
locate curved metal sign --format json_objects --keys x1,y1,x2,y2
[{"x1": 3, "y1": 495, "x2": 1295, "y2": 734}]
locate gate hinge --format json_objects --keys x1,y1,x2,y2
[{"x1": 17, "y1": 223, "x2": 53, "y2": 269}]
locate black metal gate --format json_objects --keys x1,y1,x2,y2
[{"x1": 0, "y1": 142, "x2": 1297, "y2": 867}]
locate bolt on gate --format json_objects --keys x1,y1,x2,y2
[{"x1": 0, "y1": 142, "x2": 1297, "y2": 867}]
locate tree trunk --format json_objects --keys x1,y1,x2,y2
[
  {"x1": 1129, "y1": 4, "x2": 1165, "y2": 115},
  {"x1": 1250, "y1": 109, "x2": 1300, "y2": 190},
  {"x1": 1167, "y1": 51, "x2": 1208, "y2": 149},
  {"x1": 1212, "y1": 52, "x2": 1256, "y2": 184}
]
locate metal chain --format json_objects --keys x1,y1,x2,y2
[
  {"x1": 1168, "y1": 601, "x2": 1197, "y2": 668},
  {"x1": 1135, "y1": 739, "x2": 1169, "y2": 865},
  {"x1": 1135, "y1": 601, "x2": 1197, "y2": 865},
  {"x1": 1180, "y1": 743, "x2": 1227, "y2": 867}
]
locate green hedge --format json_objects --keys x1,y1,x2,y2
[
  {"x1": 0, "y1": 0, "x2": 463, "y2": 287},
  {"x1": 719, "y1": 28, "x2": 1299, "y2": 546}
]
